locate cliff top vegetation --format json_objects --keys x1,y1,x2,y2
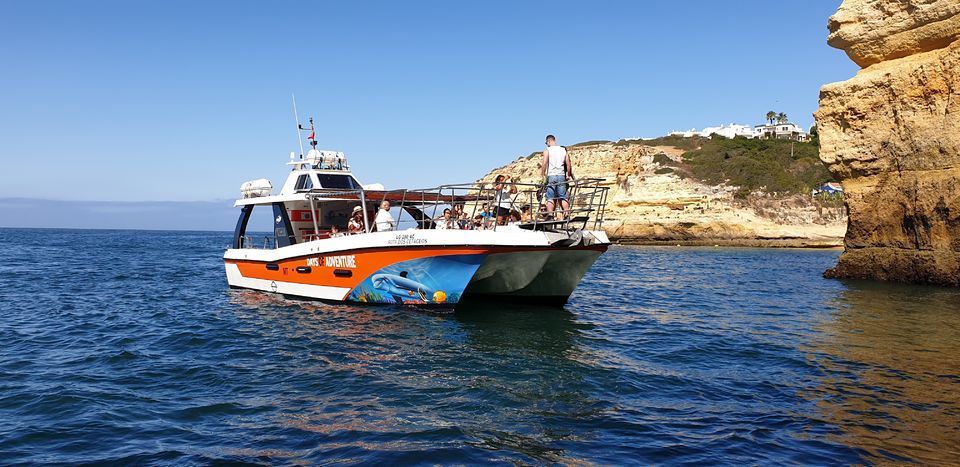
[
  {"x1": 679, "y1": 135, "x2": 831, "y2": 197},
  {"x1": 621, "y1": 135, "x2": 831, "y2": 197}
]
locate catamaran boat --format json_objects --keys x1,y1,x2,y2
[{"x1": 224, "y1": 135, "x2": 611, "y2": 307}]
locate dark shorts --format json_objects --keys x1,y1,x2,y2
[{"x1": 495, "y1": 206, "x2": 511, "y2": 217}]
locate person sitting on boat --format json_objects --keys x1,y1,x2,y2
[
  {"x1": 329, "y1": 225, "x2": 345, "y2": 238},
  {"x1": 435, "y1": 208, "x2": 453, "y2": 230},
  {"x1": 494, "y1": 174, "x2": 517, "y2": 225},
  {"x1": 348, "y1": 206, "x2": 365, "y2": 234},
  {"x1": 520, "y1": 204, "x2": 533, "y2": 223},
  {"x1": 472, "y1": 215, "x2": 486, "y2": 230},
  {"x1": 452, "y1": 203, "x2": 469, "y2": 229},
  {"x1": 478, "y1": 202, "x2": 494, "y2": 228},
  {"x1": 541, "y1": 134, "x2": 572, "y2": 219},
  {"x1": 374, "y1": 200, "x2": 396, "y2": 232}
]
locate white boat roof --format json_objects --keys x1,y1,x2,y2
[{"x1": 235, "y1": 147, "x2": 369, "y2": 206}]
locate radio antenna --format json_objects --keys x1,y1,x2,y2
[{"x1": 292, "y1": 94, "x2": 305, "y2": 159}]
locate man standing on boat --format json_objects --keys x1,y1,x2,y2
[
  {"x1": 375, "y1": 200, "x2": 396, "y2": 232},
  {"x1": 541, "y1": 134, "x2": 572, "y2": 218}
]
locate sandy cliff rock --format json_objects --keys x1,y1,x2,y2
[
  {"x1": 480, "y1": 142, "x2": 845, "y2": 247},
  {"x1": 828, "y1": 0, "x2": 960, "y2": 67},
  {"x1": 815, "y1": 0, "x2": 960, "y2": 285}
]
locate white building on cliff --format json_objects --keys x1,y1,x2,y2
[
  {"x1": 671, "y1": 121, "x2": 808, "y2": 142},
  {"x1": 753, "y1": 122, "x2": 808, "y2": 142},
  {"x1": 671, "y1": 123, "x2": 758, "y2": 139}
]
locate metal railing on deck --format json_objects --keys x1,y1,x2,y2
[{"x1": 305, "y1": 178, "x2": 609, "y2": 233}]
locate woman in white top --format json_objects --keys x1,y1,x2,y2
[
  {"x1": 493, "y1": 174, "x2": 517, "y2": 225},
  {"x1": 347, "y1": 206, "x2": 365, "y2": 234}
]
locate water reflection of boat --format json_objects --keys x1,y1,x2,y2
[
  {"x1": 806, "y1": 281, "x2": 960, "y2": 464},
  {"x1": 455, "y1": 302, "x2": 584, "y2": 354},
  {"x1": 235, "y1": 299, "x2": 594, "y2": 464},
  {"x1": 223, "y1": 121, "x2": 610, "y2": 307}
]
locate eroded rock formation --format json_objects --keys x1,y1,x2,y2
[
  {"x1": 479, "y1": 142, "x2": 845, "y2": 247},
  {"x1": 815, "y1": 0, "x2": 960, "y2": 285}
]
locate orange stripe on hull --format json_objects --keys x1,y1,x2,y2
[{"x1": 225, "y1": 247, "x2": 495, "y2": 289}]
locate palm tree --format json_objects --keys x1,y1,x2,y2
[
  {"x1": 776, "y1": 112, "x2": 788, "y2": 124},
  {"x1": 766, "y1": 111, "x2": 776, "y2": 125}
]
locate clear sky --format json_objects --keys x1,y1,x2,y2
[{"x1": 0, "y1": 1, "x2": 856, "y2": 203}]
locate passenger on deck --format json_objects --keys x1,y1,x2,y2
[
  {"x1": 494, "y1": 174, "x2": 517, "y2": 226},
  {"x1": 330, "y1": 225, "x2": 345, "y2": 238},
  {"x1": 375, "y1": 200, "x2": 395, "y2": 232},
  {"x1": 452, "y1": 203, "x2": 469, "y2": 229},
  {"x1": 435, "y1": 208, "x2": 453, "y2": 230},
  {"x1": 472, "y1": 215, "x2": 486, "y2": 230},
  {"x1": 542, "y1": 134, "x2": 572, "y2": 219},
  {"x1": 348, "y1": 206, "x2": 365, "y2": 234},
  {"x1": 479, "y1": 202, "x2": 494, "y2": 228},
  {"x1": 520, "y1": 205, "x2": 532, "y2": 223}
]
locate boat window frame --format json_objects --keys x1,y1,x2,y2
[
  {"x1": 315, "y1": 173, "x2": 361, "y2": 190},
  {"x1": 294, "y1": 174, "x2": 314, "y2": 191}
]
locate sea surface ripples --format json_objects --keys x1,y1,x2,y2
[{"x1": 1, "y1": 229, "x2": 959, "y2": 464}]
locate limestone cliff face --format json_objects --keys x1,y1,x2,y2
[
  {"x1": 815, "y1": 0, "x2": 960, "y2": 285},
  {"x1": 827, "y1": 0, "x2": 960, "y2": 67},
  {"x1": 480, "y1": 142, "x2": 845, "y2": 247}
]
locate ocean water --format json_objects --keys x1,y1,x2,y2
[{"x1": 1, "y1": 228, "x2": 959, "y2": 465}]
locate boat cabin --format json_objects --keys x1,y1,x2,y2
[{"x1": 232, "y1": 149, "x2": 377, "y2": 249}]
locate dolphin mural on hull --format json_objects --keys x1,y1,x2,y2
[
  {"x1": 371, "y1": 271, "x2": 435, "y2": 304},
  {"x1": 347, "y1": 254, "x2": 485, "y2": 305}
]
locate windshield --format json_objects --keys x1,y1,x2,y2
[{"x1": 316, "y1": 174, "x2": 361, "y2": 190}]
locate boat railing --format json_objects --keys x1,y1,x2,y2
[
  {"x1": 426, "y1": 178, "x2": 608, "y2": 232},
  {"x1": 303, "y1": 178, "x2": 608, "y2": 233}
]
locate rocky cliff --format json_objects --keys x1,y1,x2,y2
[
  {"x1": 815, "y1": 0, "x2": 960, "y2": 285},
  {"x1": 480, "y1": 141, "x2": 846, "y2": 247}
]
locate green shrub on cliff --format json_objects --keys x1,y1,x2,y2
[
  {"x1": 568, "y1": 140, "x2": 613, "y2": 148},
  {"x1": 652, "y1": 153, "x2": 676, "y2": 166},
  {"x1": 677, "y1": 136, "x2": 832, "y2": 196},
  {"x1": 615, "y1": 135, "x2": 708, "y2": 151}
]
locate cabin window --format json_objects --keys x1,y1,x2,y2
[
  {"x1": 316, "y1": 174, "x2": 361, "y2": 189},
  {"x1": 295, "y1": 174, "x2": 314, "y2": 191}
]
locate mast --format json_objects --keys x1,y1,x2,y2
[{"x1": 292, "y1": 94, "x2": 305, "y2": 158}]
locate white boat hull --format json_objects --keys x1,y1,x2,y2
[
  {"x1": 224, "y1": 228, "x2": 609, "y2": 307},
  {"x1": 462, "y1": 248, "x2": 604, "y2": 304}
]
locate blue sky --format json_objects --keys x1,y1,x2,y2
[{"x1": 0, "y1": 1, "x2": 855, "y2": 205}]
